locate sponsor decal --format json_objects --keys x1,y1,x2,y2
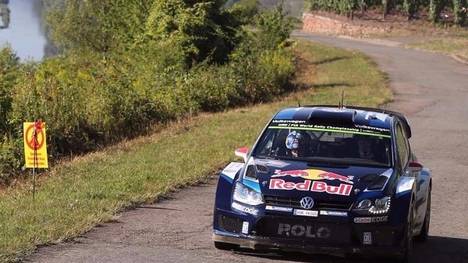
[
  {"x1": 320, "y1": 210, "x2": 348, "y2": 217},
  {"x1": 293, "y1": 209, "x2": 318, "y2": 217},
  {"x1": 269, "y1": 179, "x2": 353, "y2": 196},
  {"x1": 269, "y1": 121, "x2": 391, "y2": 138},
  {"x1": 265, "y1": 205, "x2": 293, "y2": 212},
  {"x1": 277, "y1": 223, "x2": 330, "y2": 239},
  {"x1": 272, "y1": 169, "x2": 354, "y2": 185},
  {"x1": 231, "y1": 202, "x2": 259, "y2": 216},
  {"x1": 354, "y1": 216, "x2": 388, "y2": 224}
]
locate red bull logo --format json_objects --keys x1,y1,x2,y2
[
  {"x1": 269, "y1": 179, "x2": 353, "y2": 196},
  {"x1": 272, "y1": 169, "x2": 354, "y2": 185}
]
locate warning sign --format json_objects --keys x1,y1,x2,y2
[{"x1": 23, "y1": 121, "x2": 48, "y2": 168}]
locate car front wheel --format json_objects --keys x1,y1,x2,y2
[
  {"x1": 415, "y1": 188, "x2": 431, "y2": 242},
  {"x1": 396, "y1": 199, "x2": 415, "y2": 263}
]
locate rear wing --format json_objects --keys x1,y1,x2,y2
[{"x1": 303, "y1": 105, "x2": 412, "y2": 138}]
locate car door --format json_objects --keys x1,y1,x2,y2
[{"x1": 395, "y1": 122, "x2": 425, "y2": 224}]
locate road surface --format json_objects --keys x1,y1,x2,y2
[{"x1": 28, "y1": 32, "x2": 468, "y2": 263}]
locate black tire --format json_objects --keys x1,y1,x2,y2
[
  {"x1": 415, "y1": 189, "x2": 431, "y2": 242},
  {"x1": 214, "y1": 241, "x2": 238, "y2": 251},
  {"x1": 396, "y1": 198, "x2": 415, "y2": 263}
]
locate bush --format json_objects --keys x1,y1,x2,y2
[
  {"x1": 46, "y1": 0, "x2": 151, "y2": 52},
  {"x1": 0, "y1": 137, "x2": 21, "y2": 184},
  {"x1": 228, "y1": 0, "x2": 259, "y2": 24},
  {"x1": 0, "y1": 46, "x2": 19, "y2": 135},
  {"x1": 0, "y1": 47, "x2": 21, "y2": 184},
  {"x1": 187, "y1": 65, "x2": 237, "y2": 112}
]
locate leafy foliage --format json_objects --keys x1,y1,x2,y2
[
  {"x1": 228, "y1": 0, "x2": 259, "y2": 24},
  {"x1": 429, "y1": 0, "x2": 446, "y2": 22},
  {"x1": 0, "y1": 0, "x2": 296, "y2": 183},
  {"x1": 46, "y1": 0, "x2": 151, "y2": 52},
  {"x1": 0, "y1": 46, "x2": 18, "y2": 135},
  {"x1": 308, "y1": 0, "x2": 358, "y2": 17},
  {"x1": 306, "y1": 0, "x2": 467, "y2": 25},
  {"x1": 403, "y1": 0, "x2": 418, "y2": 19},
  {"x1": 0, "y1": 47, "x2": 21, "y2": 183},
  {"x1": 452, "y1": 0, "x2": 467, "y2": 25},
  {"x1": 144, "y1": 0, "x2": 240, "y2": 65}
]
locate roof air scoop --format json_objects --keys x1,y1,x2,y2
[{"x1": 308, "y1": 109, "x2": 357, "y2": 126}]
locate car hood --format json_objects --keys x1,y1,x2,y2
[{"x1": 252, "y1": 158, "x2": 393, "y2": 203}]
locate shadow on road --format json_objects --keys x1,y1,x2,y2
[
  {"x1": 412, "y1": 236, "x2": 468, "y2": 263},
  {"x1": 232, "y1": 235, "x2": 468, "y2": 263}
]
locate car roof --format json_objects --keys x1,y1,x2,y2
[{"x1": 273, "y1": 105, "x2": 412, "y2": 138}]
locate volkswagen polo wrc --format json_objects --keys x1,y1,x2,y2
[{"x1": 212, "y1": 106, "x2": 431, "y2": 262}]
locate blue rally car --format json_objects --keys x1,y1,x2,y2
[{"x1": 212, "y1": 105, "x2": 431, "y2": 261}]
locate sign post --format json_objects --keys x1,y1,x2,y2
[{"x1": 23, "y1": 120, "x2": 48, "y2": 200}]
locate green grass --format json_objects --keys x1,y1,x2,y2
[
  {"x1": 407, "y1": 32, "x2": 468, "y2": 61},
  {"x1": 0, "y1": 40, "x2": 391, "y2": 262}
]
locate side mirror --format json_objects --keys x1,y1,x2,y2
[
  {"x1": 234, "y1": 147, "x2": 249, "y2": 162},
  {"x1": 408, "y1": 161, "x2": 423, "y2": 173}
]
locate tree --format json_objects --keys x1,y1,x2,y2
[
  {"x1": 429, "y1": 0, "x2": 446, "y2": 23},
  {"x1": 46, "y1": 0, "x2": 151, "y2": 52},
  {"x1": 453, "y1": 0, "x2": 466, "y2": 25},
  {"x1": 404, "y1": 0, "x2": 418, "y2": 20},
  {"x1": 144, "y1": 0, "x2": 240, "y2": 66},
  {"x1": 382, "y1": 0, "x2": 389, "y2": 19}
]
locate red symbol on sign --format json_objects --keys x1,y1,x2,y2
[{"x1": 25, "y1": 121, "x2": 45, "y2": 151}]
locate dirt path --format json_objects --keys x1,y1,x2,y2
[{"x1": 28, "y1": 32, "x2": 468, "y2": 263}]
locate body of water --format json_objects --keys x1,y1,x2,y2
[{"x1": 0, "y1": 0, "x2": 48, "y2": 61}]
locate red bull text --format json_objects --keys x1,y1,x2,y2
[
  {"x1": 269, "y1": 179, "x2": 353, "y2": 196},
  {"x1": 272, "y1": 169, "x2": 354, "y2": 185}
]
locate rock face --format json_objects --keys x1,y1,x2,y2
[{"x1": 302, "y1": 13, "x2": 389, "y2": 36}]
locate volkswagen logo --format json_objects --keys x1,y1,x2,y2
[{"x1": 300, "y1": 196, "x2": 314, "y2": 210}]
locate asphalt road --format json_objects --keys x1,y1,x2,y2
[{"x1": 29, "y1": 33, "x2": 468, "y2": 263}]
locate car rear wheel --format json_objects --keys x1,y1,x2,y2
[
  {"x1": 214, "y1": 241, "x2": 238, "y2": 251},
  {"x1": 415, "y1": 189, "x2": 431, "y2": 242}
]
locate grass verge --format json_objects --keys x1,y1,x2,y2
[
  {"x1": 406, "y1": 31, "x2": 468, "y2": 62},
  {"x1": 0, "y1": 40, "x2": 391, "y2": 262}
]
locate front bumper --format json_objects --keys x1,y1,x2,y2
[
  {"x1": 213, "y1": 209, "x2": 406, "y2": 257},
  {"x1": 213, "y1": 232, "x2": 403, "y2": 257}
]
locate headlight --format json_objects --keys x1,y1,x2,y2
[
  {"x1": 354, "y1": 196, "x2": 391, "y2": 215},
  {"x1": 233, "y1": 182, "x2": 264, "y2": 206},
  {"x1": 356, "y1": 199, "x2": 372, "y2": 210},
  {"x1": 369, "y1": 196, "x2": 391, "y2": 214}
]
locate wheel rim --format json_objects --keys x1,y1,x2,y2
[
  {"x1": 405, "y1": 199, "x2": 415, "y2": 256},
  {"x1": 424, "y1": 192, "x2": 431, "y2": 232}
]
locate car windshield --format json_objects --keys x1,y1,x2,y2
[{"x1": 253, "y1": 121, "x2": 393, "y2": 167}]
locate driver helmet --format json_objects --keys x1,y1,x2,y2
[{"x1": 285, "y1": 131, "x2": 304, "y2": 150}]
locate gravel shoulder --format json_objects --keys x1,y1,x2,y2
[{"x1": 28, "y1": 32, "x2": 468, "y2": 263}]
